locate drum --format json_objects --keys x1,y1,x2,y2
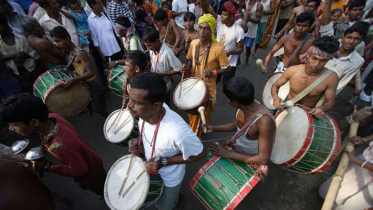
[
  {"x1": 103, "y1": 109, "x2": 139, "y2": 147},
  {"x1": 261, "y1": 72, "x2": 290, "y2": 110},
  {"x1": 104, "y1": 155, "x2": 164, "y2": 210},
  {"x1": 273, "y1": 47, "x2": 284, "y2": 65},
  {"x1": 107, "y1": 65, "x2": 126, "y2": 97},
  {"x1": 33, "y1": 67, "x2": 90, "y2": 116},
  {"x1": 173, "y1": 77, "x2": 210, "y2": 115},
  {"x1": 271, "y1": 105, "x2": 341, "y2": 174},
  {"x1": 190, "y1": 153, "x2": 262, "y2": 210}
]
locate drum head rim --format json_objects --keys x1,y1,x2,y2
[
  {"x1": 261, "y1": 72, "x2": 283, "y2": 110},
  {"x1": 173, "y1": 77, "x2": 208, "y2": 111},
  {"x1": 107, "y1": 65, "x2": 126, "y2": 94},
  {"x1": 103, "y1": 109, "x2": 135, "y2": 143},
  {"x1": 32, "y1": 70, "x2": 51, "y2": 95},
  {"x1": 104, "y1": 155, "x2": 150, "y2": 210}
]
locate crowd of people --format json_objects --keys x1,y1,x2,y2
[{"x1": 0, "y1": 0, "x2": 373, "y2": 209}]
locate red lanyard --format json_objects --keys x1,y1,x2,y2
[
  {"x1": 137, "y1": 110, "x2": 164, "y2": 159},
  {"x1": 151, "y1": 51, "x2": 161, "y2": 73}
]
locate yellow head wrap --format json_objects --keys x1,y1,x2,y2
[{"x1": 197, "y1": 14, "x2": 217, "y2": 43}]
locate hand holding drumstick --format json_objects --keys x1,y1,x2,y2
[{"x1": 198, "y1": 106, "x2": 208, "y2": 134}]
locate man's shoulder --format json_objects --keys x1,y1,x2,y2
[
  {"x1": 350, "y1": 50, "x2": 365, "y2": 63},
  {"x1": 39, "y1": 13, "x2": 50, "y2": 23},
  {"x1": 189, "y1": 39, "x2": 200, "y2": 47},
  {"x1": 211, "y1": 41, "x2": 225, "y2": 51}
]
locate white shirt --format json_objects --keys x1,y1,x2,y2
[
  {"x1": 139, "y1": 104, "x2": 203, "y2": 187},
  {"x1": 244, "y1": 2, "x2": 258, "y2": 38},
  {"x1": 172, "y1": 0, "x2": 188, "y2": 26},
  {"x1": 320, "y1": 22, "x2": 365, "y2": 94},
  {"x1": 216, "y1": 16, "x2": 244, "y2": 67},
  {"x1": 39, "y1": 12, "x2": 79, "y2": 47},
  {"x1": 150, "y1": 43, "x2": 182, "y2": 92},
  {"x1": 122, "y1": 36, "x2": 144, "y2": 52},
  {"x1": 88, "y1": 12, "x2": 121, "y2": 57}
]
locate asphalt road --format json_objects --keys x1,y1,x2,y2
[{"x1": 0, "y1": 40, "x2": 357, "y2": 210}]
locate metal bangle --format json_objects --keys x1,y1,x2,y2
[{"x1": 361, "y1": 160, "x2": 368, "y2": 168}]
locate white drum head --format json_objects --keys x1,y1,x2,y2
[
  {"x1": 104, "y1": 110, "x2": 134, "y2": 143},
  {"x1": 105, "y1": 155, "x2": 149, "y2": 210},
  {"x1": 262, "y1": 73, "x2": 290, "y2": 110},
  {"x1": 174, "y1": 78, "x2": 206, "y2": 109},
  {"x1": 273, "y1": 47, "x2": 284, "y2": 57},
  {"x1": 271, "y1": 106, "x2": 310, "y2": 164}
]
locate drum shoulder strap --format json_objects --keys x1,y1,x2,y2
[
  {"x1": 231, "y1": 114, "x2": 263, "y2": 144},
  {"x1": 290, "y1": 69, "x2": 334, "y2": 104}
]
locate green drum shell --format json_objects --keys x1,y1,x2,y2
[
  {"x1": 190, "y1": 154, "x2": 261, "y2": 210},
  {"x1": 272, "y1": 106, "x2": 341, "y2": 174},
  {"x1": 142, "y1": 174, "x2": 163, "y2": 209},
  {"x1": 33, "y1": 69, "x2": 90, "y2": 116},
  {"x1": 107, "y1": 65, "x2": 126, "y2": 97}
]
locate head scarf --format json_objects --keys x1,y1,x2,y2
[
  {"x1": 198, "y1": 14, "x2": 217, "y2": 42},
  {"x1": 307, "y1": 45, "x2": 337, "y2": 60}
]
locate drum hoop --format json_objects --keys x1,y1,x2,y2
[
  {"x1": 107, "y1": 66, "x2": 126, "y2": 98},
  {"x1": 104, "y1": 155, "x2": 150, "y2": 210},
  {"x1": 173, "y1": 77, "x2": 208, "y2": 110},
  {"x1": 33, "y1": 70, "x2": 91, "y2": 117},
  {"x1": 189, "y1": 155, "x2": 260, "y2": 210},
  {"x1": 103, "y1": 110, "x2": 135, "y2": 143},
  {"x1": 261, "y1": 72, "x2": 282, "y2": 110},
  {"x1": 272, "y1": 106, "x2": 341, "y2": 174}
]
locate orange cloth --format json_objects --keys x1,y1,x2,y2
[
  {"x1": 319, "y1": 0, "x2": 344, "y2": 18},
  {"x1": 259, "y1": 0, "x2": 281, "y2": 48},
  {"x1": 188, "y1": 101, "x2": 215, "y2": 137}
]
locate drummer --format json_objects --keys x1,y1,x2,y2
[
  {"x1": 271, "y1": 36, "x2": 340, "y2": 119},
  {"x1": 50, "y1": 26, "x2": 107, "y2": 117},
  {"x1": 180, "y1": 14, "x2": 231, "y2": 137},
  {"x1": 206, "y1": 77, "x2": 275, "y2": 167},
  {"x1": 128, "y1": 73, "x2": 206, "y2": 210},
  {"x1": 0, "y1": 93, "x2": 107, "y2": 197},
  {"x1": 263, "y1": 12, "x2": 316, "y2": 74}
]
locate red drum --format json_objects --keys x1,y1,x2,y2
[
  {"x1": 261, "y1": 72, "x2": 290, "y2": 110},
  {"x1": 173, "y1": 77, "x2": 210, "y2": 115}
]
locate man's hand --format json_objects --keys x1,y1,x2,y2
[
  {"x1": 203, "y1": 69, "x2": 213, "y2": 78},
  {"x1": 226, "y1": 50, "x2": 231, "y2": 57},
  {"x1": 350, "y1": 136, "x2": 367, "y2": 145},
  {"x1": 261, "y1": 66, "x2": 268, "y2": 75},
  {"x1": 145, "y1": 157, "x2": 163, "y2": 172},
  {"x1": 204, "y1": 124, "x2": 214, "y2": 133},
  {"x1": 273, "y1": 97, "x2": 284, "y2": 110},
  {"x1": 308, "y1": 107, "x2": 325, "y2": 119},
  {"x1": 62, "y1": 78, "x2": 76, "y2": 89},
  {"x1": 344, "y1": 149, "x2": 357, "y2": 161},
  {"x1": 209, "y1": 143, "x2": 231, "y2": 158},
  {"x1": 223, "y1": 139, "x2": 235, "y2": 147},
  {"x1": 353, "y1": 89, "x2": 362, "y2": 96},
  {"x1": 128, "y1": 139, "x2": 139, "y2": 153},
  {"x1": 180, "y1": 64, "x2": 189, "y2": 74},
  {"x1": 31, "y1": 159, "x2": 47, "y2": 171},
  {"x1": 100, "y1": 53, "x2": 106, "y2": 62},
  {"x1": 172, "y1": 48, "x2": 179, "y2": 55},
  {"x1": 274, "y1": 32, "x2": 282, "y2": 40},
  {"x1": 107, "y1": 61, "x2": 118, "y2": 69}
]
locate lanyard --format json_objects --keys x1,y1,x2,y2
[
  {"x1": 151, "y1": 51, "x2": 161, "y2": 73},
  {"x1": 137, "y1": 110, "x2": 164, "y2": 159}
]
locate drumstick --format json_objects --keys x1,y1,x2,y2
[
  {"x1": 183, "y1": 79, "x2": 201, "y2": 95},
  {"x1": 118, "y1": 153, "x2": 134, "y2": 196},
  {"x1": 121, "y1": 181, "x2": 135, "y2": 198},
  {"x1": 114, "y1": 116, "x2": 132, "y2": 135},
  {"x1": 198, "y1": 106, "x2": 207, "y2": 134},
  {"x1": 280, "y1": 101, "x2": 294, "y2": 108},
  {"x1": 107, "y1": 105, "x2": 126, "y2": 132},
  {"x1": 109, "y1": 67, "x2": 126, "y2": 82},
  {"x1": 255, "y1": 59, "x2": 266, "y2": 73},
  {"x1": 183, "y1": 79, "x2": 200, "y2": 91},
  {"x1": 178, "y1": 73, "x2": 184, "y2": 99}
]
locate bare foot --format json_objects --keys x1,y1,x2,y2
[{"x1": 253, "y1": 53, "x2": 258, "y2": 59}]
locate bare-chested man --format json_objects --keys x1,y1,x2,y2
[
  {"x1": 271, "y1": 36, "x2": 340, "y2": 119},
  {"x1": 154, "y1": 8, "x2": 182, "y2": 55},
  {"x1": 175, "y1": 12, "x2": 199, "y2": 54},
  {"x1": 21, "y1": 16, "x2": 66, "y2": 69},
  {"x1": 264, "y1": 12, "x2": 315, "y2": 73},
  {"x1": 206, "y1": 77, "x2": 275, "y2": 167},
  {"x1": 275, "y1": 0, "x2": 321, "y2": 38}
]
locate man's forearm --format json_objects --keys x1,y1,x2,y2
[
  {"x1": 228, "y1": 46, "x2": 244, "y2": 55},
  {"x1": 166, "y1": 150, "x2": 207, "y2": 166},
  {"x1": 157, "y1": 69, "x2": 179, "y2": 76},
  {"x1": 211, "y1": 122, "x2": 237, "y2": 132},
  {"x1": 317, "y1": 100, "x2": 335, "y2": 112},
  {"x1": 217, "y1": 66, "x2": 231, "y2": 75}
]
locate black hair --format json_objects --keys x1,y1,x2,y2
[
  {"x1": 0, "y1": 13, "x2": 8, "y2": 27},
  {"x1": 135, "y1": 9, "x2": 147, "y2": 21},
  {"x1": 161, "y1": 1, "x2": 169, "y2": 8},
  {"x1": 142, "y1": 28, "x2": 159, "y2": 43},
  {"x1": 34, "y1": 0, "x2": 48, "y2": 8},
  {"x1": 331, "y1": 8, "x2": 342, "y2": 15},
  {"x1": 115, "y1": 16, "x2": 131, "y2": 27},
  {"x1": 296, "y1": 12, "x2": 315, "y2": 26},
  {"x1": 124, "y1": 50, "x2": 147, "y2": 72},
  {"x1": 86, "y1": 0, "x2": 96, "y2": 8},
  {"x1": 184, "y1": 12, "x2": 196, "y2": 21},
  {"x1": 129, "y1": 73, "x2": 167, "y2": 104},
  {"x1": 348, "y1": 0, "x2": 365, "y2": 10},
  {"x1": 306, "y1": 0, "x2": 321, "y2": 8},
  {"x1": 0, "y1": 93, "x2": 49, "y2": 125},
  {"x1": 344, "y1": 22, "x2": 369, "y2": 38},
  {"x1": 154, "y1": 9, "x2": 168, "y2": 21},
  {"x1": 67, "y1": 0, "x2": 80, "y2": 6},
  {"x1": 133, "y1": 0, "x2": 144, "y2": 6},
  {"x1": 50, "y1": 26, "x2": 70, "y2": 39},
  {"x1": 223, "y1": 77, "x2": 255, "y2": 105},
  {"x1": 312, "y1": 36, "x2": 340, "y2": 54}
]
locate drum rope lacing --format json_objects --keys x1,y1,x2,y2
[{"x1": 194, "y1": 181, "x2": 226, "y2": 209}]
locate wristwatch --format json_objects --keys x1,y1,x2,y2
[
  {"x1": 115, "y1": 61, "x2": 119, "y2": 65},
  {"x1": 161, "y1": 157, "x2": 168, "y2": 166},
  {"x1": 43, "y1": 161, "x2": 50, "y2": 171}
]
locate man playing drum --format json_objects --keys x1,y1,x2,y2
[
  {"x1": 206, "y1": 77, "x2": 276, "y2": 166},
  {"x1": 50, "y1": 26, "x2": 107, "y2": 117},
  {"x1": 180, "y1": 14, "x2": 231, "y2": 137},
  {"x1": 128, "y1": 73, "x2": 206, "y2": 210},
  {"x1": 271, "y1": 36, "x2": 340, "y2": 119},
  {"x1": 263, "y1": 12, "x2": 316, "y2": 74},
  {"x1": 0, "y1": 93, "x2": 107, "y2": 197}
]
